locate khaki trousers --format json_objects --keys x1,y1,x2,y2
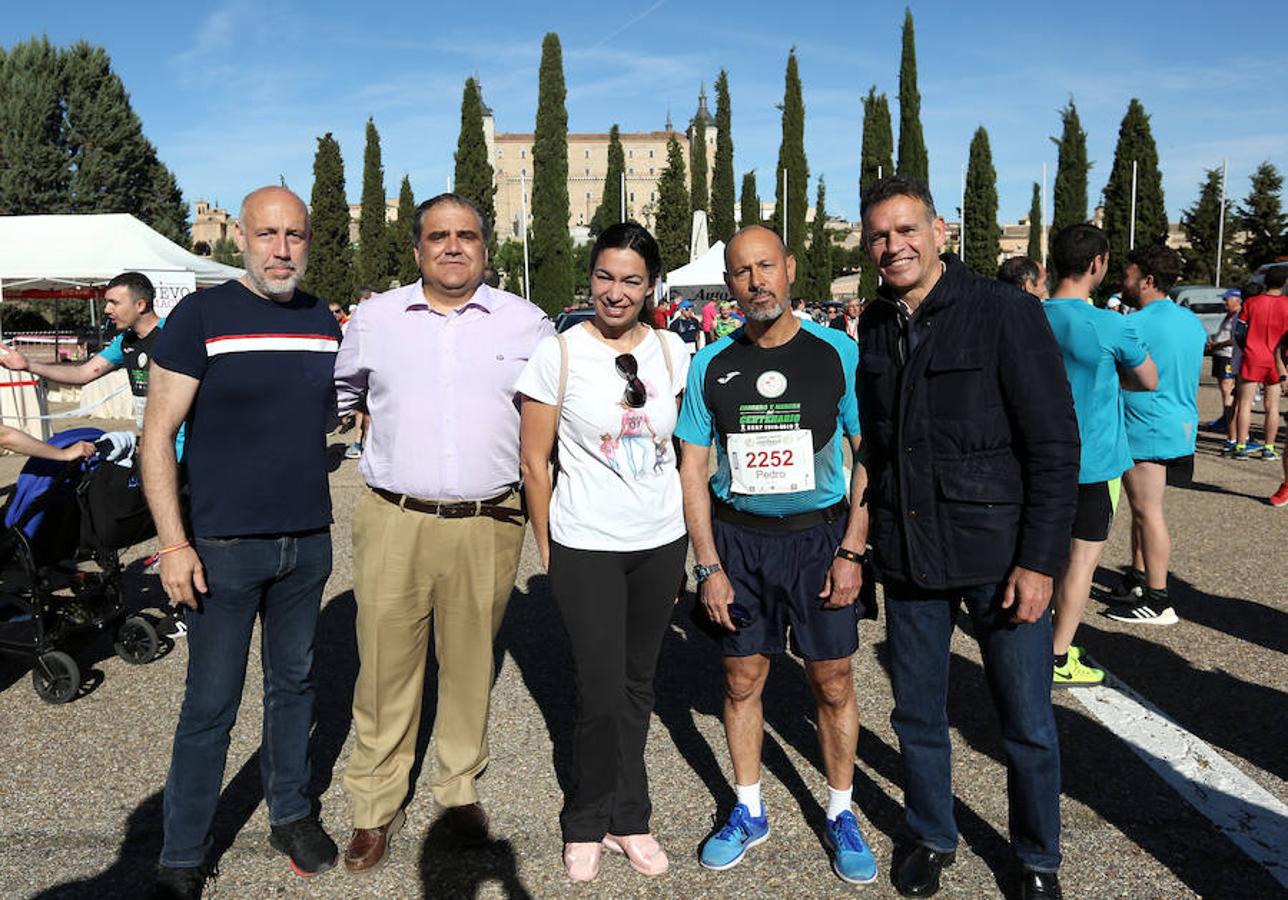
[{"x1": 343, "y1": 487, "x2": 524, "y2": 828}]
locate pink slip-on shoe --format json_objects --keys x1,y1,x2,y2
[
  {"x1": 603, "y1": 833, "x2": 669, "y2": 876},
  {"x1": 563, "y1": 842, "x2": 601, "y2": 881}
]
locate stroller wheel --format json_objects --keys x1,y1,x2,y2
[
  {"x1": 32, "y1": 651, "x2": 80, "y2": 704},
  {"x1": 114, "y1": 616, "x2": 159, "y2": 665}
]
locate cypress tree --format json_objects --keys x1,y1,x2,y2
[
  {"x1": 963, "y1": 127, "x2": 1000, "y2": 276},
  {"x1": 0, "y1": 37, "x2": 70, "y2": 214},
  {"x1": 1051, "y1": 98, "x2": 1090, "y2": 234},
  {"x1": 1027, "y1": 182, "x2": 1043, "y2": 261},
  {"x1": 302, "y1": 133, "x2": 353, "y2": 304},
  {"x1": 655, "y1": 134, "x2": 690, "y2": 274},
  {"x1": 896, "y1": 9, "x2": 929, "y2": 184},
  {"x1": 356, "y1": 117, "x2": 391, "y2": 288},
  {"x1": 530, "y1": 32, "x2": 573, "y2": 315},
  {"x1": 772, "y1": 49, "x2": 808, "y2": 262},
  {"x1": 395, "y1": 174, "x2": 419, "y2": 285},
  {"x1": 1181, "y1": 167, "x2": 1241, "y2": 285},
  {"x1": 139, "y1": 152, "x2": 189, "y2": 245},
  {"x1": 63, "y1": 42, "x2": 148, "y2": 215},
  {"x1": 860, "y1": 86, "x2": 894, "y2": 199},
  {"x1": 1101, "y1": 99, "x2": 1166, "y2": 287},
  {"x1": 1238, "y1": 162, "x2": 1286, "y2": 272},
  {"x1": 454, "y1": 77, "x2": 496, "y2": 253},
  {"x1": 589, "y1": 124, "x2": 625, "y2": 237},
  {"x1": 739, "y1": 171, "x2": 760, "y2": 228},
  {"x1": 690, "y1": 86, "x2": 709, "y2": 217},
  {"x1": 804, "y1": 177, "x2": 832, "y2": 301},
  {"x1": 710, "y1": 70, "x2": 736, "y2": 243}
]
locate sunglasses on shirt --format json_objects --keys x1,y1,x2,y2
[{"x1": 615, "y1": 353, "x2": 647, "y2": 408}]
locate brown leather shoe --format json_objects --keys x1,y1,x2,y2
[
  {"x1": 440, "y1": 802, "x2": 489, "y2": 846},
  {"x1": 343, "y1": 809, "x2": 405, "y2": 873}
]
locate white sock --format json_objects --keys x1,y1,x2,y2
[
  {"x1": 735, "y1": 781, "x2": 762, "y2": 818},
  {"x1": 826, "y1": 784, "x2": 853, "y2": 821}
]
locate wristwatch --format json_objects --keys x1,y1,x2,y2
[
  {"x1": 835, "y1": 546, "x2": 868, "y2": 565},
  {"x1": 692, "y1": 562, "x2": 722, "y2": 583}
]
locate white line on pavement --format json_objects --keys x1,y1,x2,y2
[{"x1": 1070, "y1": 674, "x2": 1288, "y2": 889}]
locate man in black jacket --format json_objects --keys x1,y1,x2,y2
[{"x1": 854, "y1": 177, "x2": 1079, "y2": 900}]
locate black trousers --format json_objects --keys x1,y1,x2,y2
[{"x1": 548, "y1": 534, "x2": 688, "y2": 842}]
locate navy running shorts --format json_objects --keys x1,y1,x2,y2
[{"x1": 712, "y1": 514, "x2": 860, "y2": 661}]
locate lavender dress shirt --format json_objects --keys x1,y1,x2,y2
[{"x1": 334, "y1": 281, "x2": 554, "y2": 500}]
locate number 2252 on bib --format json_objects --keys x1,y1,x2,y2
[{"x1": 727, "y1": 430, "x2": 815, "y2": 495}]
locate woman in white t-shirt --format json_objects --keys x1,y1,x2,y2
[{"x1": 517, "y1": 222, "x2": 689, "y2": 884}]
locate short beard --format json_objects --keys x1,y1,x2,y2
[
  {"x1": 247, "y1": 263, "x2": 305, "y2": 300},
  {"x1": 744, "y1": 296, "x2": 789, "y2": 322}
]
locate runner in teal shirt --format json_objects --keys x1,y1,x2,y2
[{"x1": 1122, "y1": 297, "x2": 1207, "y2": 462}]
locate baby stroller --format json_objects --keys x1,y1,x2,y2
[{"x1": 0, "y1": 427, "x2": 160, "y2": 704}]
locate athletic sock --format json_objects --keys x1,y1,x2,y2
[
  {"x1": 1054, "y1": 652, "x2": 1069, "y2": 668},
  {"x1": 1144, "y1": 586, "x2": 1170, "y2": 605},
  {"x1": 736, "y1": 782, "x2": 763, "y2": 818},
  {"x1": 826, "y1": 784, "x2": 852, "y2": 821}
]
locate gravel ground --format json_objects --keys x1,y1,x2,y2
[{"x1": 0, "y1": 381, "x2": 1283, "y2": 899}]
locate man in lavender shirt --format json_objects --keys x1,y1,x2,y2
[{"x1": 334, "y1": 194, "x2": 553, "y2": 871}]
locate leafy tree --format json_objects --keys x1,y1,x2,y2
[
  {"x1": 588, "y1": 124, "x2": 625, "y2": 237},
  {"x1": 394, "y1": 174, "x2": 419, "y2": 285},
  {"x1": 572, "y1": 241, "x2": 593, "y2": 295},
  {"x1": 1051, "y1": 98, "x2": 1090, "y2": 234},
  {"x1": 63, "y1": 42, "x2": 148, "y2": 215},
  {"x1": 139, "y1": 152, "x2": 189, "y2": 245},
  {"x1": 0, "y1": 37, "x2": 70, "y2": 214},
  {"x1": 1182, "y1": 167, "x2": 1243, "y2": 285},
  {"x1": 301, "y1": 132, "x2": 353, "y2": 303},
  {"x1": 963, "y1": 127, "x2": 1000, "y2": 276},
  {"x1": 655, "y1": 134, "x2": 690, "y2": 274},
  {"x1": 530, "y1": 33, "x2": 573, "y2": 315},
  {"x1": 1238, "y1": 161, "x2": 1287, "y2": 272},
  {"x1": 1101, "y1": 99, "x2": 1166, "y2": 287},
  {"x1": 690, "y1": 86, "x2": 709, "y2": 217},
  {"x1": 803, "y1": 177, "x2": 832, "y2": 301},
  {"x1": 896, "y1": 9, "x2": 929, "y2": 184},
  {"x1": 1027, "y1": 182, "x2": 1042, "y2": 261},
  {"x1": 710, "y1": 70, "x2": 736, "y2": 243},
  {"x1": 211, "y1": 237, "x2": 242, "y2": 267},
  {"x1": 739, "y1": 170, "x2": 760, "y2": 228},
  {"x1": 454, "y1": 77, "x2": 496, "y2": 254},
  {"x1": 772, "y1": 49, "x2": 808, "y2": 262},
  {"x1": 356, "y1": 117, "x2": 392, "y2": 288},
  {"x1": 493, "y1": 238, "x2": 527, "y2": 296},
  {"x1": 860, "y1": 86, "x2": 894, "y2": 198}
]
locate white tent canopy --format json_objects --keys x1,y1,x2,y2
[
  {"x1": 0, "y1": 213, "x2": 243, "y2": 291},
  {"x1": 665, "y1": 239, "x2": 728, "y2": 304}
]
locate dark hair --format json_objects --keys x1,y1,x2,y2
[
  {"x1": 791, "y1": 297, "x2": 804, "y2": 309},
  {"x1": 997, "y1": 255, "x2": 1042, "y2": 290},
  {"x1": 1126, "y1": 244, "x2": 1182, "y2": 293},
  {"x1": 1050, "y1": 223, "x2": 1109, "y2": 281},
  {"x1": 860, "y1": 175, "x2": 937, "y2": 223},
  {"x1": 1264, "y1": 265, "x2": 1288, "y2": 291},
  {"x1": 482, "y1": 266, "x2": 501, "y2": 288},
  {"x1": 105, "y1": 271, "x2": 155, "y2": 312},
  {"x1": 589, "y1": 221, "x2": 662, "y2": 284},
  {"x1": 411, "y1": 193, "x2": 491, "y2": 247}
]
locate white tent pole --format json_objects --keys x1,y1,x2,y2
[
  {"x1": 519, "y1": 171, "x2": 532, "y2": 301},
  {"x1": 0, "y1": 277, "x2": 4, "y2": 343},
  {"x1": 1215, "y1": 158, "x2": 1228, "y2": 286},
  {"x1": 1129, "y1": 160, "x2": 1138, "y2": 250}
]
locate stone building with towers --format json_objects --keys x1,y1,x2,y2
[{"x1": 488, "y1": 85, "x2": 718, "y2": 241}]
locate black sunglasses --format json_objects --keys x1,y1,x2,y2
[{"x1": 615, "y1": 353, "x2": 647, "y2": 408}]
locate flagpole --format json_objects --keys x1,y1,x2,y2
[
  {"x1": 620, "y1": 171, "x2": 626, "y2": 223},
  {"x1": 1041, "y1": 161, "x2": 1049, "y2": 265},
  {"x1": 960, "y1": 163, "x2": 966, "y2": 260},
  {"x1": 1129, "y1": 160, "x2": 1138, "y2": 250},
  {"x1": 519, "y1": 171, "x2": 531, "y2": 301},
  {"x1": 782, "y1": 168, "x2": 788, "y2": 247},
  {"x1": 1215, "y1": 158, "x2": 1228, "y2": 286}
]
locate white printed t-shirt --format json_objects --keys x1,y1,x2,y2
[{"x1": 516, "y1": 324, "x2": 690, "y2": 552}]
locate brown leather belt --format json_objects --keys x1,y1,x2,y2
[{"x1": 372, "y1": 484, "x2": 525, "y2": 525}]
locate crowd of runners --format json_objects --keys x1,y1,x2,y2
[{"x1": 1, "y1": 172, "x2": 1284, "y2": 900}]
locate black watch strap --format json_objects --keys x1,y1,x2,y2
[{"x1": 835, "y1": 546, "x2": 867, "y2": 565}]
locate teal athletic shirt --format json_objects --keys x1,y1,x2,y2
[
  {"x1": 674, "y1": 319, "x2": 860, "y2": 517},
  {"x1": 1043, "y1": 298, "x2": 1147, "y2": 484},
  {"x1": 100, "y1": 318, "x2": 186, "y2": 459},
  {"x1": 1121, "y1": 299, "x2": 1206, "y2": 461}
]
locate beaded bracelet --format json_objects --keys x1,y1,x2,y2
[{"x1": 159, "y1": 541, "x2": 191, "y2": 556}]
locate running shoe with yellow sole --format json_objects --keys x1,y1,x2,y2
[{"x1": 1053, "y1": 645, "x2": 1104, "y2": 687}]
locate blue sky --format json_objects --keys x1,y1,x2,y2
[{"x1": 5, "y1": 0, "x2": 1287, "y2": 228}]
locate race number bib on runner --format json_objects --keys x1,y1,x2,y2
[{"x1": 727, "y1": 430, "x2": 815, "y2": 495}]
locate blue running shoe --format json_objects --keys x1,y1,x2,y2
[
  {"x1": 699, "y1": 803, "x2": 770, "y2": 871},
  {"x1": 825, "y1": 810, "x2": 878, "y2": 884}
]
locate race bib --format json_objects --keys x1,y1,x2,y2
[{"x1": 727, "y1": 430, "x2": 815, "y2": 495}]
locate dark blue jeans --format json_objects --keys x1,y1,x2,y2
[
  {"x1": 885, "y1": 581, "x2": 1061, "y2": 872},
  {"x1": 160, "y1": 530, "x2": 332, "y2": 868}
]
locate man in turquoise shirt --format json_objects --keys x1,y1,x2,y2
[
  {"x1": 1109, "y1": 245, "x2": 1206, "y2": 626},
  {"x1": 1042, "y1": 225, "x2": 1157, "y2": 686}
]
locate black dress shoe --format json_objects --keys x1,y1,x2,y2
[
  {"x1": 892, "y1": 844, "x2": 956, "y2": 897},
  {"x1": 1020, "y1": 869, "x2": 1063, "y2": 899}
]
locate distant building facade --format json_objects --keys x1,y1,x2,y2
[{"x1": 191, "y1": 200, "x2": 235, "y2": 255}]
